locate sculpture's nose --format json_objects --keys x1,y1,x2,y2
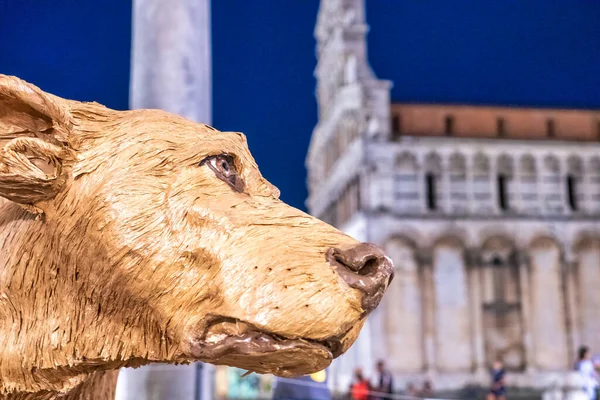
[{"x1": 326, "y1": 242, "x2": 395, "y2": 314}]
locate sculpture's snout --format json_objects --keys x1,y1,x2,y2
[{"x1": 327, "y1": 243, "x2": 394, "y2": 314}]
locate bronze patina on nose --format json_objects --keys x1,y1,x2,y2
[{"x1": 327, "y1": 242, "x2": 395, "y2": 314}]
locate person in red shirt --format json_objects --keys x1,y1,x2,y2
[{"x1": 349, "y1": 368, "x2": 371, "y2": 400}]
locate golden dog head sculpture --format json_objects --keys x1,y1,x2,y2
[{"x1": 0, "y1": 75, "x2": 394, "y2": 397}]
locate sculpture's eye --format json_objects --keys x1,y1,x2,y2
[
  {"x1": 210, "y1": 155, "x2": 233, "y2": 176},
  {"x1": 200, "y1": 154, "x2": 244, "y2": 192}
]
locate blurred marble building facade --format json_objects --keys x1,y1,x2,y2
[{"x1": 307, "y1": 0, "x2": 600, "y2": 392}]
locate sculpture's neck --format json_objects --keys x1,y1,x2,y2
[
  {"x1": 0, "y1": 370, "x2": 118, "y2": 400},
  {"x1": 0, "y1": 200, "x2": 167, "y2": 397}
]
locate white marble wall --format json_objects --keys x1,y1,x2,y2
[
  {"x1": 382, "y1": 239, "x2": 423, "y2": 373},
  {"x1": 309, "y1": 0, "x2": 600, "y2": 392},
  {"x1": 576, "y1": 240, "x2": 600, "y2": 352},
  {"x1": 529, "y1": 238, "x2": 569, "y2": 370},
  {"x1": 321, "y1": 210, "x2": 600, "y2": 391},
  {"x1": 433, "y1": 241, "x2": 472, "y2": 372}
]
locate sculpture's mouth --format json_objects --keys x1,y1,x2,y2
[{"x1": 185, "y1": 317, "x2": 344, "y2": 377}]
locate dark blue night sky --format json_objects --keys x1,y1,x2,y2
[{"x1": 1, "y1": 1, "x2": 599, "y2": 211}]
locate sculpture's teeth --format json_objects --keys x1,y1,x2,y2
[
  {"x1": 204, "y1": 319, "x2": 250, "y2": 341},
  {"x1": 205, "y1": 332, "x2": 228, "y2": 344}
]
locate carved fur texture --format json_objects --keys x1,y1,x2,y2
[{"x1": 0, "y1": 75, "x2": 387, "y2": 399}]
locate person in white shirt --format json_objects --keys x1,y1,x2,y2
[{"x1": 577, "y1": 346, "x2": 599, "y2": 400}]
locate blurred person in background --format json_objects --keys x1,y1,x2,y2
[
  {"x1": 487, "y1": 359, "x2": 506, "y2": 400},
  {"x1": 576, "y1": 346, "x2": 599, "y2": 400},
  {"x1": 374, "y1": 360, "x2": 393, "y2": 398},
  {"x1": 405, "y1": 382, "x2": 418, "y2": 397},
  {"x1": 419, "y1": 380, "x2": 434, "y2": 398},
  {"x1": 349, "y1": 368, "x2": 371, "y2": 400}
]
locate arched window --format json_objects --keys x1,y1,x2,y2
[
  {"x1": 497, "y1": 155, "x2": 514, "y2": 212},
  {"x1": 449, "y1": 153, "x2": 467, "y2": 213},
  {"x1": 346, "y1": 111, "x2": 359, "y2": 143},
  {"x1": 425, "y1": 153, "x2": 442, "y2": 211},
  {"x1": 394, "y1": 152, "x2": 419, "y2": 213},
  {"x1": 473, "y1": 153, "x2": 492, "y2": 213},
  {"x1": 344, "y1": 54, "x2": 357, "y2": 85},
  {"x1": 542, "y1": 155, "x2": 562, "y2": 213},
  {"x1": 480, "y1": 237, "x2": 524, "y2": 370},
  {"x1": 519, "y1": 155, "x2": 538, "y2": 214},
  {"x1": 566, "y1": 155, "x2": 583, "y2": 212},
  {"x1": 333, "y1": 178, "x2": 361, "y2": 226}
]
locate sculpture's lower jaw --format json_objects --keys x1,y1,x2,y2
[
  {"x1": 188, "y1": 333, "x2": 334, "y2": 377},
  {"x1": 183, "y1": 318, "x2": 345, "y2": 377}
]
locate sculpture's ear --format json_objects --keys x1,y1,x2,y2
[{"x1": 0, "y1": 75, "x2": 74, "y2": 214}]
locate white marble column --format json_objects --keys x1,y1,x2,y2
[
  {"x1": 466, "y1": 249, "x2": 486, "y2": 379},
  {"x1": 465, "y1": 156, "x2": 474, "y2": 214},
  {"x1": 517, "y1": 250, "x2": 536, "y2": 373},
  {"x1": 564, "y1": 255, "x2": 581, "y2": 363},
  {"x1": 418, "y1": 249, "x2": 437, "y2": 377},
  {"x1": 130, "y1": 0, "x2": 212, "y2": 124},
  {"x1": 368, "y1": 305, "x2": 388, "y2": 366},
  {"x1": 490, "y1": 157, "x2": 499, "y2": 214},
  {"x1": 118, "y1": 0, "x2": 213, "y2": 399},
  {"x1": 442, "y1": 158, "x2": 452, "y2": 213}
]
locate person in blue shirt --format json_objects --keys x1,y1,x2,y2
[{"x1": 487, "y1": 359, "x2": 506, "y2": 400}]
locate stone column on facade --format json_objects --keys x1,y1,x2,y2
[
  {"x1": 417, "y1": 153, "x2": 427, "y2": 214},
  {"x1": 465, "y1": 248, "x2": 487, "y2": 380},
  {"x1": 490, "y1": 156, "x2": 499, "y2": 214},
  {"x1": 563, "y1": 251, "x2": 580, "y2": 364},
  {"x1": 368, "y1": 305, "x2": 388, "y2": 369},
  {"x1": 517, "y1": 250, "x2": 536, "y2": 374},
  {"x1": 465, "y1": 154, "x2": 474, "y2": 214},
  {"x1": 443, "y1": 157, "x2": 452, "y2": 213},
  {"x1": 417, "y1": 248, "x2": 437, "y2": 377},
  {"x1": 582, "y1": 164, "x2": 595, "y2": 213},
  {"x1": 382, "y1": 159, "x2": 395, "y2": 213},
  {"x1": 558, "y1": 157, "x2": 567, "y2": 214},
  {"x1": 514, "y1": 167, "x2": 523, "y2": 213},
  {"x1": 362, "y1": 144, "x2": 384, "y2": 213}
]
